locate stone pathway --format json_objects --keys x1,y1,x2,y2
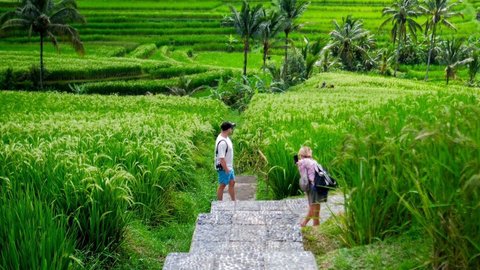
[
  {"x1": 163, "y1": 176, "x2": 344, "y2": 270},
  {"x1": 222, "y1": 175, "x2": 257, "y2": 201}
]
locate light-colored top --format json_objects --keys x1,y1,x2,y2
[
  {"x1": 215, "y1": 134, "x2": 233, "y2": 170},
  {"x1": 297, "y1": 158, "x2": 318, "y2": 182}
]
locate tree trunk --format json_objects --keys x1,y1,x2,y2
[
  {"x1": 39, "y1": 33, "x2": 44, "y2": 89},
  {"x1": 243, "y1": 38, "x2": 248, "y2": 83},
  {"x1": 446, "y1": 66, "x2": 452, "y2": 85},
  {"x1": 394, "y1": 38, "x2": 401, "y2": 77},
  {"x1": 284, "y1": 31, "x2": 289, "y2": 80},
  {"x1": 284, "y1": 31, "x2": 289, "y2": 62},
  {"x1": 243, "y1": 39, "x2": 248, "y2": 76},
  {"x1": 425, "y1": 24, "x2": 436, "y2": 81},
  {"x1": 263, "y1": 41, "x2": 268, "y2": 73}
]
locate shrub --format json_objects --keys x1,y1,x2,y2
[
  {"x1": 0, "y1": 67, "x2": 16, "y2": 90},
  {"x1": 283, "y1": 48, "x2": 307, "y2": 85}
]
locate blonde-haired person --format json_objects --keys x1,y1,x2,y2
[{"x1": 296, "y1": 146, "x2": 329, "y2": 227}]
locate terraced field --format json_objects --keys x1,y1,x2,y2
[{"x1": 0, "y1": 0, "x2": 479, "y2": 91}]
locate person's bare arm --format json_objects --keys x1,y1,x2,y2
[{"x1": 220, "y1": 158, "x2": 229, "y2": 174}]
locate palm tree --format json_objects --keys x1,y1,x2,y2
[
  {"x1": 436, "y1": 38, "x2": 472, "y2": 84},
  {"x1": 0, "y1": 0, "x2": 85, "y2": 89},
  {"x1": 276, "y1": 0, "x2": 309, "y2": 65},
  {"x1": 324, "y1": 15, "x2": 375, "y2": 71},
  {"x1": 380, "y1": 0, "x2": 422, "y2": 77},
  {"x1": 301, "y1": 37, "x2": 322, "y2": 78},
  {"x1": 257, "y1": 8, "x2": 284, "y2": 72},
  {"x1": 317, "y1": 49, "x2": 339, "y2": 72},
  {"x1": 467, "y1": 50, "x2": 480, "y2": 86},
  {"x1": 223, "y1": 0, "x2": 263, "y2": 77},
  {"x1": 377, "y1": 48, "x2": 395, "y2": 75},
  {"x1": 466, "y1": 38, "x2": 480, "y2": 86},
  {"x1": 419, "y1": 0, "x2": 463, "y2": 81}
]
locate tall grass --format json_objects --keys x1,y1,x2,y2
[
  {"x1": 0, "y1": 91, "x2": 228, "y2": 267},
  {"x1": 334, "y1": 92, "x2": 480, "y2": 268},
  {"x1": 239, "y1": 72, "x2": 479, "y2": 268},
  {"x1": 238, "y1": 73, "x2": 437, "y2": 199},
  {"x1": 0, "y1": 190, "x2": 76, "y2": 270}
]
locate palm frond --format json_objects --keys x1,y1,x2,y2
[
  {"x1": 451, "y1": 57, "x2": 473, "y2": 68},
  {"x1": 50, "y1": 7, "x2": 85, "y2": 24},
  {"x1": 55, "y1": 0, "x2": 78, "y2": 10},
  {"x1": 441, "y1": 19, "x2": 457, "y2": 30},
  {"x1": 0, "y1": 10, "x2": 17, "y2": 25},
  {"x1": 48, "y1": 23, "x2": 84, "y2": 55},
  {"x1": 1, "y1": 18, "x2": 30, "y2": 31},
  {"x1": 45, "y1": 30, "x2": 59, "y2": 50}
]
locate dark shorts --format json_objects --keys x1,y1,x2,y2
[{"x1": 308, "y1": 187, "x2": 329, "y2": 204}]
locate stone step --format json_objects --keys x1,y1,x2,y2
[
  {"x1": 196, "y1": 211, "x2": 299, "y2": 227},
  {"x1": 210, "y1": 199, "x2": 309, "y2": 214},
  {"x1": 190, "y1": 223, "x2": 304, "y2": 253},
  {"x1": 163, "y1": 195, "x2": 344, "y2": 269},
  {"x1": 163, "y1": 251, "x2": 318, "y2": 270},
  {"x1": 190, "y1": 239, "x2": 305, "y2": 253},
  {"x1": 222, "y1": 175, "x2": 257, "y2": 201}
]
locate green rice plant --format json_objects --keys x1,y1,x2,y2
[
  {"x1": 393, "y1": 95, "x2": 480, "y2": 269},
  {"x1": 0, "y1": 90, "x2": 228, "y2": 267},
  {"x1": 332, "y1": 115, "x2": 413, "y2": 246},
  {"x1": 0, "y1": 190, "x2": 76, "y2": 270},
  {"x1": 263, "y1": 141, "x2": 301, "y2": 199},
  {"x1": 331, "y1": 90, "x2": 480, "y2": 268},
  {"x1": 129, "y1": 43, "x2": 157, "y2": 59},
  {"x1": 67, "y1": 166, "x2": 134, "y2": 256}
]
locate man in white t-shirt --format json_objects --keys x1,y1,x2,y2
[{"x1": 214, "y1": 121, "x2": 236, "y2": 201}]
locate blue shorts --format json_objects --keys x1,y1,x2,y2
[{"x1": 218, "y1": 169, "x2": 235, "y2": 185}]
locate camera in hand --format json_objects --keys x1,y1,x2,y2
[
  {"x1": 293, "y1": 155, "x2": 299, "y2": 163},
  {"x1": 215, "y1": 163, "x2": 223, "y2": 171}
]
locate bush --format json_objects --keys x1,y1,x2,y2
[
  {"x1": 208, "y1": 73, "x2": 266, "y2": 111},
  {"x1": 399, "y1": 41, "x2": 427, "y2": 65},
  {"x1": 0, "y1": 68, "x2": 16, "y2": 90},
  {"x1": 283, "y1": 48, "x2": 307, "y2": 85}
]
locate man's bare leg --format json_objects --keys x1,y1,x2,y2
[
  {"x1": 228, "y1": 180, "x2": 236, "y2": 201},
  {"x1": 217, "y1": 183, "x2": 226, "y2": 200}
]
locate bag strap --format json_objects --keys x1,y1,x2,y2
[
  {"x1": 315, "y1": 161, "x2": 334, "y2": 185},
  {"x1": 215, "y1": 139, "x2": 228, "y2": 156}
]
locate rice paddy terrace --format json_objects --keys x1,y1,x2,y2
[{"x1": 0, "y1": 0, "x2": 479, "y2": 92}]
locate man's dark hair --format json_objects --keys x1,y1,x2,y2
[{"x1": 221, "y1": 121, "x2": 236, "y2": 131}]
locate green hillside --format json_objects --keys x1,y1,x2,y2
[
  {"x1": 1, "y1": 0, "x2": 478, "y2": 48},
  {"x1": 1, "y1": 0, "x2": 479, "y2": 92}
]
